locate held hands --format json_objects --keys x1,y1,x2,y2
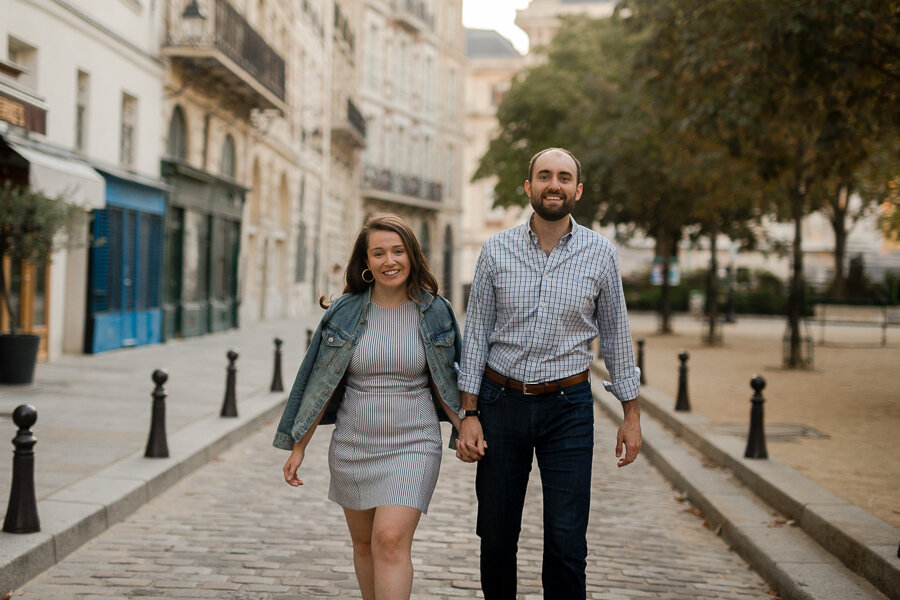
[
  {"x1": 455, "y1": 417, "x2": 487, "y2": 463},
  {"x1": 283, "y1": 446, "x2": 306, "y2": 486}
]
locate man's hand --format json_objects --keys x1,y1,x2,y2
[
  {"x1": 456, "y1": 416, "x2": 487, "y2": 462},
  {"x1": 616, "y1": 399, "x2": 642, "y2": 468}
]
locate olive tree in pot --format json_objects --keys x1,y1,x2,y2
[{"x1": 0, "y1": 181, "x2": 79, "y2": 384}]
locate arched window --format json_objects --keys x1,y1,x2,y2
[
  {"x1": 220, "y1": 134, "x2": 236, "y2": 178},
  {"x1": 166, "y1": 106, "x2": 187, "y2": 160},
  {"x1": 420, "y1": 222, "x2": 431, "y2": 262}
]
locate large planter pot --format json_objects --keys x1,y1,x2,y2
[{"x1": 0, "y1": 334, "x2": 41, "y2": 384}]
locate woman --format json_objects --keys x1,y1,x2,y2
[{"x1": 273, "y1": 213, "x2": 462, "y2": 600}]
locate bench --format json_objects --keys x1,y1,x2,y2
[{"x1": 812, "y1": 303, "x2": 900, "y2": 346}]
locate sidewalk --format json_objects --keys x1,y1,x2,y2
[
  {"x1": 1, "y1": 312, "x2": 323, "y2": 592},
  {"x1": 1, "y1": 310, "x2": 898, "y2": 598}
]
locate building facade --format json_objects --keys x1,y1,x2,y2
[
  {"x1": 357, "y1": 0, "x2": 465, "y2": 306},
  {"x1": 1, "y1": 0, "x2": 167, "y2": 358}
]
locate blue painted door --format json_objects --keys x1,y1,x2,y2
[{"x1": 87, "y1": 208, "x2": 163, "y2": 353}]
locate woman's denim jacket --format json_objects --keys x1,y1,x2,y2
[{"x1": 273, "y1": 287, "x2": 461, "y2": 451}]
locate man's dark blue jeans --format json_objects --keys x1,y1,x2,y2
[{"x1": 475, "y1": 375, "x2": 595, "y2": 600}]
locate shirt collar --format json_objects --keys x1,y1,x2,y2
[{"x1": 525, "y1": 213, "x2": 579, "y2": 248}]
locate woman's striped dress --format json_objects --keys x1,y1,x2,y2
[{"x1": 327, "y1": 300, "x2": 442, "y2": 513}]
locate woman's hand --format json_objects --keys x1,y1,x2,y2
[{"x1": 283, "y1": 446, "x2": 306, "y2": 486}]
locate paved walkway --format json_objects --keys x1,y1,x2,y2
[
  {"x1": 0, "y1": 314, "x2": 322, "y2": 504},
  {"x1": 1, "y1": 311, "x2": 895, "y2": 598},
  {"x1": 10, "y1": 417, "x2": 774, "y2": 599}
]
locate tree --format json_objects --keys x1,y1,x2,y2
[
  {"x1": 626, "y1": 0, "x2": 900, "y2": 366},
  {"x1": 0, "y1": 182, "x2": 79, "y2": 335},
  {"x1": 474, "y1": 18, "x2": 698, "y2": 332}
]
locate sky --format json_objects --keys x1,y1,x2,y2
[{"x1": 462, "y1": 0, "x2": 531, "y2": 54}]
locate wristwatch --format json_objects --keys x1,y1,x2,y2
[{"x1": 458, "y1": 408, "x2": 480, "y2": 419}]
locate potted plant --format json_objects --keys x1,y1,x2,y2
[{"x1": 0, "y1": 181, "x2": 79, "y2": 384}]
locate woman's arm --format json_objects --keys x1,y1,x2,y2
[{"x1": 282, "y1": 397, "x2": 329, "y2": 486}]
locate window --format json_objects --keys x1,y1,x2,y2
[
  {"x1": 220, "y1": 134, "x2": 236, "y2": 177},
  {"x1": 446, "y1": 68, "x2": 457, "y2": 120},
  {"x1": 120, "y1": 93, "x2": 138, "y2": 168},
  {"x1": 295, "y1": 222, "x2": 307, "y2": 283},
  {"x1": 166, "y1": 105, "x2": 187, "y2": 160},
  {"x1": 75, "y1": 71, "x2": 90, "y2": 153},
  {"x1": 491, "y1": 83, "x2": 507, "y2": 107},
  {"x1": 445, "y1": 144, "x2": 455, "y2": 197},
  {"x1": 7, "y1": 36, "x2": 37, "y2": 90},
  {"x1": 365, "y1": 24, "x2": 379, "y2": 88}
]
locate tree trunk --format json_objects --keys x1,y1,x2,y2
[
  {"x1": 0, "y1": 240, "x2": 18, "y2": 336},
  {"x1": 656, "y1": 232, "x2": 675, "y2": 334},
  {"x1": 787, "y1": 188, "x2": 805, "y2": 368},
  {"x1": 829, "y1": 184, "x2": 849, "y2": 300},
  {"x1": 706, "y1": 227, "x2": 720, "y2": 345}
]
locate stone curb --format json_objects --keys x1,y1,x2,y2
[
  {"x1": 590, "y1": 363, "x2": 898, "y2": 600},
  {"x1": 0, "y1": 388, "x2": 288, "y2": 593}
]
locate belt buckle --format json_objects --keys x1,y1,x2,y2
[{"x1": 522, "y1": 380, "x2": 540, "y2": 396}]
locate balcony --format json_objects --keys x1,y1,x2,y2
[
  {"x1": 163, "y1": 0, "x2": 286, "y2": 113},
  {"x1": 392, "y1": 0, "x2": 434, "y2": 34},
  {"x1": 331, "y1": 99, "x2": 366, "y2": 149},
  {"x1": 362, "y1": 164, "x2": 444, "y2": 210}
]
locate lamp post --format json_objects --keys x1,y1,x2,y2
[{"x1": 182, "y1": 1, "x2": 207, "y2": 42}]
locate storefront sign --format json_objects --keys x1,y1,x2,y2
[{"x1": 0, "y1": 90, "x2": 46, "y2": 134}]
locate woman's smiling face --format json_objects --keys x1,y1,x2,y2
[{"x1": 366, "y1": 230, "x2": 410, "y2": 292}]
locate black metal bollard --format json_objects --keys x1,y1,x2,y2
[
  {"x1": 744, "y1": 375, "x2": 768, "y2": 459},
  {"x1": 144, "y1": 369, "x2": 169, "y2": 458},
  {"x1": 3, "y1": 404, "x2": 40, "y2": 533},
  {"x1": 674, "y1": 350, "x2": 691, "y2": 411},
  {"x1": 637, "y1": 339, "x2": 646, "y2": 384},
  {"x1": 270, "y1": 338, "x2": 284, "y2": 392},
  {"x1": 220, "y1": 349, "x2": 239, "y2": 417},
  {"x1": 305, "y1": 328, "x2": 313, "y2": 350}
]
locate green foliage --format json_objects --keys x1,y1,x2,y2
[
  {"x1": 623, "y1": 0, "x2": 900, "y2": 365},
  {"x1": 0, "y1": 182, "x2": 81, "y2": 334}
]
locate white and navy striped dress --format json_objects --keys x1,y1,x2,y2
[{"x1": 328, "y1": 300, "x2": 442, "y2": 513}]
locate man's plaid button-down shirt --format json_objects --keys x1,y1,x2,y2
[{"x1": 459, "y1": 215, "x2": 641, "y2": 402}]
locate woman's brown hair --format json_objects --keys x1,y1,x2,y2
[{"x1": 320, "y1": 213, "x2": 439, "y2": 308}]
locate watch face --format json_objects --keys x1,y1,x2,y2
[{"x1": 458, "y1": 409, "x2": 467, "y2": 420}]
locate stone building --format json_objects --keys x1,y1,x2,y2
[{"x1": 357, "y1": 0, "x2": 466, "y2": 306}]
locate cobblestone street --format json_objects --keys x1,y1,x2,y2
[{"x1": 12, "y1": 408, "x2": 775, "y2": 599}]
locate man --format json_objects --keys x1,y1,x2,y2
[{"x1": 456, "y1": 148, "x2": 642, "y2": 599}]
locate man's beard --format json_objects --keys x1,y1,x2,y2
[{"x1": 531, "y1": 192, "x2": 573, "y2": 221}]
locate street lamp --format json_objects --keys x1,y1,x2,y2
[{"x1": 181, "y1": 1, "x2": 207, "y2": 43}]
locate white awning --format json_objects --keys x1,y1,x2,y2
[{"x1": 7, "y1": 141, "x2": 105, "y2": 210}]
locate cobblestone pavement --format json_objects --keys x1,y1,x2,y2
[{"x1": 12, "y1": 408, "x2": 776, "y2": 599}]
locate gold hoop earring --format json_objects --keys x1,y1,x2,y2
[{"x1": 362, "y1": 268, "x2": 375, "y2": 283}]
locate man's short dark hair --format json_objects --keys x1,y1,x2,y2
[{"x1": 528, "y1": 147, "x2": 583, "y2": 185}]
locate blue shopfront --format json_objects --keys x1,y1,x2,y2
[{"x1": 85, "y1": 171, "x2": 167, "y2": 353}]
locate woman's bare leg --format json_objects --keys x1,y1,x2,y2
[
  {"x1": 371, "y1": 505, "x2": 422, "y2": 600},
  {"x1": 343, "y1": 507, "x2": 376, "y2": 599}
]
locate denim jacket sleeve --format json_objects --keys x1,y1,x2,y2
[
  {"x1": 272, "y1": 316, "x2": 327, "y2": 450},
  {"x1": 272, "y1": 296, "x2": 353, "y2": 451}
]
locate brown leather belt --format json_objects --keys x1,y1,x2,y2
[{"x1": 484, "y1": 365, "x2": 589, "y2": 396}]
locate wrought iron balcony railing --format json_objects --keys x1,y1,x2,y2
[
  {"x1": 363, "y1": 165, "x2": 443, "y2": 204},
  {"x1": 392, "y1": 0, "x2": 434, "y2": 33},
  {"x1": 164, "y1": 0, "x2": 286, "y2": 110}
]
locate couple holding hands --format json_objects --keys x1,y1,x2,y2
[{"x1": 273, "y1": 148, "x2": 642, "y2": 600}]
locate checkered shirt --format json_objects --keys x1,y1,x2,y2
[{"x1": 459, "y1": 215, "x2": 641, "y2": 402}]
